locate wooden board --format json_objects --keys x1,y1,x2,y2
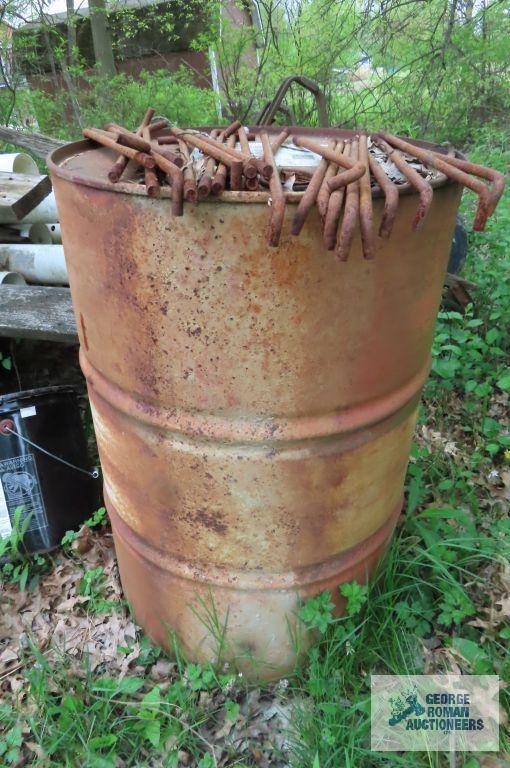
[
  {"x1": 0, "y1": 285, "x2": 78, "y2": 343},
  {"x1": 0, "y1": 172, "x2": 52, "y2": 221}
]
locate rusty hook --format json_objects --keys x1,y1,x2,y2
[
  {"x1": 260, "y1": 131, "x2": 285, "y2": 247},
  {"x1": 373, "y1": 134, "x2": 433, "y2": 231},
  {"x1": 335, "y1": 138, "x2": 361, "y2": 262}
]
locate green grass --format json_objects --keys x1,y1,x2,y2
[{"x1": 0, "y1": 135, "x2": 509, "y2": 767}]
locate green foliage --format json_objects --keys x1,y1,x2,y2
[
  {"x1": 0, "y1": 725, "x2": 22, "y2": 765},
  {"x1": 0, "y1": 505, "x2": 29, "y2": 561},
  {"x1": 61, "y1": 505, "x2": 107, "y2": 547},
  {"x1": 0, "y1": 351, "x2": 12, "y2": 372},
  {"x1": 184, "y1": 662, "x2": 218, "y2": 691},
  {"x1": 224, "y1": 698, "x2": 240, "y2": 721},
  {"x1": 290, "y1": 480, "x2": 509, "y2": 766},
  {"x1": 78, "y1": 565, "x2": 104, "y2": 597},
  {"x1": 339, "y1": 582, "x2": 368, "y2": 617},
  {"x1": 437, "y1": 589, "x2": 476, "y2": 627},
  {"x1": 15, "y1": 68, "x2": 217, "y2": 142},
  {"x1": 299, "y1": 591, "x2": 335, "y2": 634},
  {"x1": 4, "y1": 0, "x2": 509, "y2": 144},
  {"x1": 0, "y1": 506, "x2": 50, "y2": 591},
  {"x1": 0, "y1": 657, "x2": 215, "y2": 766}
]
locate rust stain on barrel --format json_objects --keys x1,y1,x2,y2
[{"x1": 49, "y1": 134, "x2": 463, "y2": 679}]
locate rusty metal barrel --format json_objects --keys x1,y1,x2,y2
[{"x1": 49, "y1": 128, "x2": 462, "y2": 679}]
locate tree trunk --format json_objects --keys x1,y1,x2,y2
[
  {"x1": 41, "y1": 22, "x2": 60, "y2": 89},
  {"x1": 88, "y1": 0, "x2": 116, "y2": 78},
  {"x1": 66, "y1": 0, "x2": 77, "y2": 68}
]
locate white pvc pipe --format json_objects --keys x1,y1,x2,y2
[
  {"x1": 0, "y1": 153, "x2": 39, "y2": 175},
  {"x1": 28, "y1": 223, "x2": 52, "y2": 245},
  {"x1": 48, "y1": 223, "x2": 61, "y2": 243},
  {"x1": 0, "y1": 192, "x2": 59, "y2": 225},
  {"x1": 0, "y1": 244, "x2": 68, "y2": 285},
  {"x1": 0, "y1": 271, "x2": 26, "y2": 285}
]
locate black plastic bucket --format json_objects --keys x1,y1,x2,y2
[{"x1": 0, "y1": 386, "x2": 99, "y2": 553}]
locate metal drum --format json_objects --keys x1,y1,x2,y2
[{"x1": 49, "y1": 129, "x2": 462, "y2": 679}]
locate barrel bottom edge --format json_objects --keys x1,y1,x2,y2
[{"x1": 110, "y1": 502, "x2": 402, "y2": 681}]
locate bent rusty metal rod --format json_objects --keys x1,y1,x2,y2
[
  {"x1": 336, "y1": 138, "x2": 360, "y2": 262},
  {"x1": 223, "y1": 119, "x2": 242, "y2": 139},
  {"x1": 367, "y1": 152, "x2": 399, "y2": 239},
  {"x1": 294, "y1": 132, "x2": 366, "y2": 192},
  {"x1": 197, "y1": 129, "x2": 219, "y2": 200},
  {"x1": 323, "y1": 141, "x2": 350, "y2": 250},
  {"x1": 291, "y1": 140, "x2": 334, "y2": 236},
  {"x1": 211, "y1": 132, "x2": 228, "y2": 195},
  {"x1": 291, "y1": 134, "x2": 364, "y2": 194},
  {"x1": 373, "y1": 135, "x2": 433, "y2": 231},
  {"x1": 142, "y1": 166, "x2": 161, "y2": 198},
  {"x1": 260, "y1": 131, "x2": 285, "y2": 247},
  {"x1": 379, "y1": 130, "x2": 501, "y2": 230},
  {"x1": 271, "y1": 129, "x2": 290, "y2": 155},
  {"x1": 151, "y1": 148, "x2": 184, "y2": 216},
  {"x1": 317, "y1": 140, "x2": 342, "y2": 225},
  {"x1": 108, "y1": 107, "x2": 154, "y2": 183},
  {"x1": 94, "y1": 127, "x2": 121, "y2": 142},
  {"x1": 195, "y1": 129, "x2": 271, "y2": 180},
  {"x1": 220, "y1": 132, "x2": 273, "y2": 180},
  {"x1": 358, "y1": 134, "x2": 375, "y2": 260},
  {"x1": 141, "y1": 127, "x2": 161, "y2": 198},
  {"x1": 84, "y1": 127, "x2": 155, "y2": 170},
  {"x1": 237, "y1": 128, "x2": 259, "y2": 184},
  {"x1": 226, "y1": 134, "x2": 242, "y2": 190},
  {"x1": 327, "y1": 161, "x2": 366, "y2": 192},
  {"x1": 209, "y1": 134, "x2": 258, "y2": 179},
  {"x1": 151, "y1": 144, "x2": 183, "y2": 168},
  {"x1": 178, "y1": 140, "x2": 197, "y2": 202},
  {"x1": 169, "y1": 127, "x2": 244, "y2": 186},
  {"x1": 435, "y1": 154, "x2": 505, "y2": 217},
  {"x1": 292, "y1": 135, "x2": 366, "y2": 189},
  {"x1": 236, "y1": 124, "x2": 260, "y2": 189},
  {"x1": 157, "y1": 135, "x2": 179, "y2": 145},
  {"x1": 244, "y1": 175, "x2": 259, "y2": 191},
  {"x1": 265, "y1": 128, "x2": 290, "y2": 180},
  {"x1": 104, "y1": 122, "x2": 152, "y2": 153},
  {"x1": 147, "y1": 119, "x2": 168, "y2": 135}
]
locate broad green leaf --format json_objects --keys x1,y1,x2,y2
[{"x1": 496, "y1": 373, "x2": 510, "y2": 392}]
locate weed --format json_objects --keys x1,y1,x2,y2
[
  {"x1": 299, "y1": 591, "x2": 336, "y2": 634},
  {"x1": 61, "y1": 506, "x2": 107, "y2": 548},
  {"x1": 0, "y1": 507, "x2": 50, "y2": 591}
]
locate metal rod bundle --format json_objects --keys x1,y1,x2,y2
[{"x1": 81, "y1": 114, "x2": 505, "y2": 257}]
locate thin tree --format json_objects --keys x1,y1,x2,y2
[{"x1": 88, "y1": 0, "x2": 116, "y2": 77}]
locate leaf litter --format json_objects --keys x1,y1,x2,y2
[{"x1": 0, "y1": 525, "x2": 295, "y2": 767}]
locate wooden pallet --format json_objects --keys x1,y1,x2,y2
[{"x1": 0, "y1": 285, "x2": 77, "y2": 343}]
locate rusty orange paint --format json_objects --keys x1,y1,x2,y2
[{"x1": 49, "y1": 133, "x2": 463, "y2": 679}]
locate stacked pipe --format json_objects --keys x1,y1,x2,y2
[
  {"x1": 82, "y1": 112, "x2": 505, "y2": 260},
  {"x1": 0, "y1": 153, "x2": 65, "y2": 285}
]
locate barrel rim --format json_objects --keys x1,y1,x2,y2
[{"x1": 47, "y1": 126, "x2": 460, "y2": 204}]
